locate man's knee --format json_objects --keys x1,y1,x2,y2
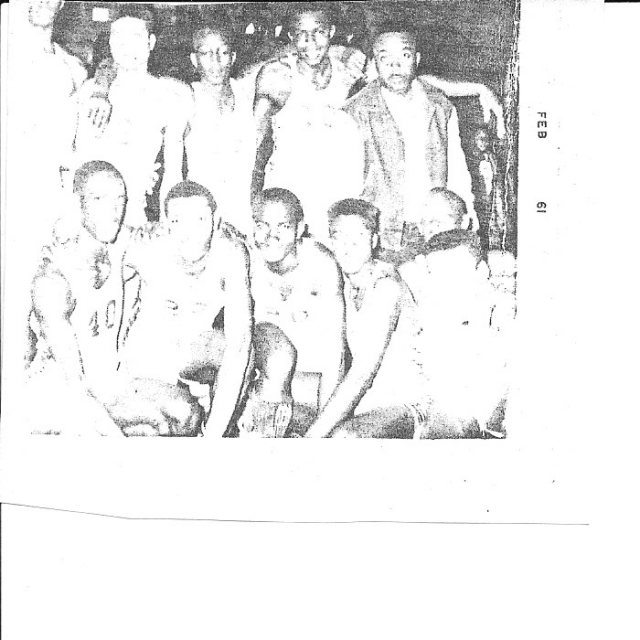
[
  {"x1": 165, "y1": 387, "x2": 204, "y2": 436},
  {"x1": 254, "y1": 322, "x2": 297, "y2": 382}
]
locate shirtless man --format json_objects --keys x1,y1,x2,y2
[
  {"x1": 121, "y1": 181, "x2": 253, "y2": 437},
  {"x1": 253, "y1": 4, "x2": 504, "y2": 243},
  {"x1": 185, "y1": 22, "x2": 257, "y2": 239},
  {"x1": 402, "y1": 230, "x2": 510, "y2": 437},
  {"x1": 74, "y1": 6, "x2": 190, "y2": 228},
  {"x1": 24, "y1": 161, "x2": 202, "y2": 436},
  {"x1": 304, "y1": 199, "x2": 429, "y2": 439},
  {"x1": 250, "y1": 188, "x2": 346, "y2": 423}
]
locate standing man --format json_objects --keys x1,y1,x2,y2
[
  {"x1": 185, "y1": 22, "x2": 257, "y2": 239},
  {"x1": 253, "y1": 4, "x2": 365, "y2": 244},
  {"x1": 343, "y1": 24, "x2": 478, "y2": 262},
  {"x1": 74, "y1": 6, "x2": 191, "y2": 227}
]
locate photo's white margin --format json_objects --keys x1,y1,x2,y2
[{"x1": 0, "y1": 0, "x2": 600, "y2": 524}]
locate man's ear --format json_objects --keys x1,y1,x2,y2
[
  {"x1": 329, "y1": 25, "x2": 336, "y2": 40},
  {"x1": 190, "y1": 52, "x2": 198, "y2": 70},
  {"x1": 415, "y1": 52, "x2": 421, "y2": 68},
  {"x1": 297, "y1": 223, "x2": 306, "y2": 241},
  {"x1": 372, "y1": 233, "x2": 380, "y2": 250},
  {"x1": 149, "y1": 34, "x2": 157, "y2": 52},
  {"x1": 231, "y1": 51, "x2": 237, "y2": 67}
]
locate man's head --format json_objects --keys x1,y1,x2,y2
[
  {"x1": 191, "y1": 23, "x2": 236, "y2": 85},
  {"x1": 252, "y1": 188, "x2": 304, "y2": 265},
  {"x1": 164, "y1": 181, "x2": 217, "y2": 263},
  {"x1": 372, "y1": 25, "x2": 420, "y2": 96},
  {"x1": 110, "y1": 7, "x2": 156, "y2": 73},
  {"x1": 287, "y1": 3, "x2": 336, "y2": 68},
  {"x1": 74, "y1": 161, "x2": 127, "y2": 244},
  {"x1": 28, "y1": 0, "x2": 63, "y2": 29},
  {"x1": 327, "y1": 199, "x2": 380, "y2": 276},
  {"x1": 425, "y1": 188, "x2": 468, "y2": 235}
]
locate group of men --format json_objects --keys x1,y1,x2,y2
[{"x1": 10, "y1": 1, "x2": 516, "y2": 438}]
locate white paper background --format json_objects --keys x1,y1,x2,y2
[{"x1": 3, "y1": 0, "x2": 640, "y2": 636}]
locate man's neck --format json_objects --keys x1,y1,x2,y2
[
  {"x1": 296, "y1": 56, "x2": 332, "y2": 89},
  {"x1": 346, "y1": 260, "x2": 375, "y2": 291},
  {"x1": 266, "y1": 246, "x2": 300, "y2": 276},
  {"x1": 114, "y1": 66, "x2": 150, "y2": 83},
  {"x1": 199, "y1": 78, "x2": 235, "y2": 112}
]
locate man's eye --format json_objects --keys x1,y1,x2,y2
[{"x1": 403, "y1": 52, "x2": 412, "y2": 59}]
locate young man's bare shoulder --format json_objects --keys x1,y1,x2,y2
[
  {"x1": 218, "y1": 232, "x2": 251, "y2": 271},
  {"x1": 32, "y1": 262, "x2": 75, "y2": 319},
  {"x1": 255, "y1": 59, "x2": 293, "y2": 100},
  {"x1": 303, "y1": 240, "x2": 343, "y2": 284}
]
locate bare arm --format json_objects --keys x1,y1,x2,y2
[
  {"x1": 160, "y1": 80, "x2": 190, "y2": 208},
  {"x1": 31, "y1": 268, "x2": 124, "y2": 436},
  {"x1": 253, "y1": 61, "x2": 291, "y2": 152},
  {"x1": 204, "y1": 239, "x2": 253, "y2": 437},
  {"x1": 305, "y1": 278, "x2": 402, "y2": 438},
  {"x1": 311, "y1": 251, "x2": 347, "y2": 408}
]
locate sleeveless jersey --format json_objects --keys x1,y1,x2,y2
[
  {"x1": 29, "y1": 220, "x2": 127, "y2": 388},
  {"x1": 186, "y1": 78, "x2": 256, "y2": 238},
  {"x1": 264, "y1": 59, "x2": 364, "y2": 243},
  {"x1": 345, "y1": 260, "x2": 427, "y2": 413},
  {"x1": 249, "y1": 239, "x2": 335, "y2": 372}
]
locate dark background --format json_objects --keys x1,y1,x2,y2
[{"x1": 53, "y1": 1, "x2": 519, "y2": 252}]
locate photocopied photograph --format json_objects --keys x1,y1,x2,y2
[{"x1": 3, "y1": 0, "x2": 519, "y2": 440}]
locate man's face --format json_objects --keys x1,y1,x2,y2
[
  {"x1": 289, "y1": 11, "x2": 334, "y2": 67},
  {"x1": 253, "y1": 201, "x2": 300, "y2": 265},
  {"x1": 110, "y1": 17, "x2": 154, "y2": 72},
  {"x1": 373, "y1": 32, "x2": 419, "y2": 96},
  {"x1": 80, "y1": 172, "x2": 127, "y2": 244},
  {"x1": 167, "y1": 196, "x2": 215, "y2": 263},
  {"x1": 329, "y1": 215, "x2": 375, "y2": 276},
  {"x1": 28, "y1": 0, "x2": 63, "y2": 29},
  {"x1": 192, "y1": 31, "x2": 235, "y2": 85}
]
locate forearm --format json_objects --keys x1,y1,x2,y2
[
  {"x1": 423, "y1": 75, "x2": 485, "y2": 98},
  {"x1": 161, "y1": 147, "x2": 184, "y2": 204},
  {"x1": 305, "y1": 370, "x2": 372, "y2": 438},
  {"x1": 205, "y1": 339, "x2": 251, "y2": 437}
]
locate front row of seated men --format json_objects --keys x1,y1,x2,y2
[{"x1": 24, "y1": 160, "x2": 515, "y2": 438}]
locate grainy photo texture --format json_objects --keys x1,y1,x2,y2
[{"x1": 4, "y1": 0, "x2": 519, "y2": 439}]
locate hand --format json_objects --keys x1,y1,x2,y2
[
  {"x1": 86, "y1": 93, "x2": 112, "y2": 132},
  {"x1": 342, "y1": 48, "x2": 367, "y2": 83},
  {"x1": 478, "y1": 87, "x2": 506, "y2": 139}
]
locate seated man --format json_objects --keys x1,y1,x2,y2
[
  {"x1": 73, "y1": 6, "x2": 190, "y2": 227},
  {"x1": 121, "y1": 181, "x2": 254, "y2": 438},
  {"x1": 402, "y1": 230, "x2": 510, "y2": 437},
  {"x1": 383, "y1": 187, "x2": 471, "y2": 265},
  {"x1": 304, "y1": 199, "x2": 429, "y2": 439},
  {"x1": 24, "y1": 161, "x2": 202, "y2": 436},
  {"x1": 343, "y1": 23, "x2": 480, "y2": 262},
  {"x1": 249, "y1": 188, "x2": 346, "y2": 432}
]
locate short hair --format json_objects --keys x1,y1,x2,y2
[
  {"x1": 372, "y1": 18, "x2": 418, "y2": 50},
  {"x1": 112, "y1": 6, "x2": 155, "y2": 35},
  {"x1": 252, "y1": 188, "x2": 304, "y2": 226},
  {"x1": 73, "y1": 160, "x2": 125, "y2": 196},
  {"x1": 327, "y1": 198, "x2": 380, "y2": 236},
  {"x1": 428, "y1": 188, "x2": 468, "y2": 226},
  {"x1": 192, "y1": 19, "x2": 237, "y2": 52},
  {"x1": 164, "y1": 181, "x2": 217, "y2": 218},
  {"x1": 422, "y1": 229, "x2": 484, "y2": 266},
  {"x1": 287, "y1": 2, "x2": 336, "y2": 33}
]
